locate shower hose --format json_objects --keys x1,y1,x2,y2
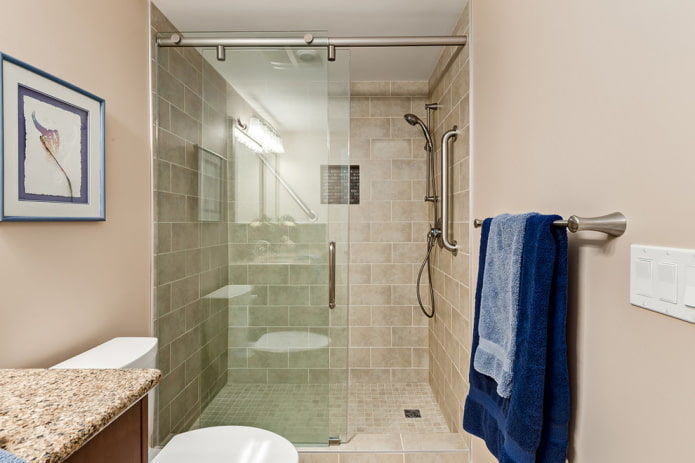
[{"x1": 416, "y1": 229, "x2": 438, "y2": 318}]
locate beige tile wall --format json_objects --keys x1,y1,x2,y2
[
  {"x1": 426, "y1": 4, "x2": 471, "y2": 437},
  {"x1": 348, "y1": 81, "x2": 433, "y2": 384}
]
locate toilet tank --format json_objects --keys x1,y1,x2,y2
[{"x1": 51, "y1": 337, "x2": 158, "y2": 369}]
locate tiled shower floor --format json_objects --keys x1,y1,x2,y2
[
  {"x1": 347, "y1": 383, "x2": 450, "y2": 434},
  {"x1": 192, "y1": 382, "x2": 450, "y2": 444}
]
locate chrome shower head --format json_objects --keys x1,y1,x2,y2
[
  {"x1": 403, "y1": 113, "x2": 420, "y2": 126},
  {"x1": 404, "y1": 113, "x2": 433, "y2": 151}
]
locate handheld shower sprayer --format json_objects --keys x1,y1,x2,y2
[
  {"x1": 405, "y1": 104, "x2": 442, "y2": 319},
  {"x1": 403, "y1": 114, "x2": 433, "y2": 152}
]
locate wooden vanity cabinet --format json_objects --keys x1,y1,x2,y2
[{"x1": 65, "y1": 396, "x2": 148, "y2": 463}]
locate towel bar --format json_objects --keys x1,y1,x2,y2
[{"x1": 473, "y1": 212, "x2": 627, "y2": 237}]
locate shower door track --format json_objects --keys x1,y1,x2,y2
[{"x1": 157, "y1": 34, "x2": 467, "y2": 61}]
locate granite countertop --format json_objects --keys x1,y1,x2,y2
[{"x1": 0, "y1": 369, "x2": 161, "y2": 463}]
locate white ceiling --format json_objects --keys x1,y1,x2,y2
[{"x1": 152, "y1": 0, "x2": 465, "y2": 81}]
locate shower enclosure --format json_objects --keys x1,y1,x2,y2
[{"x1": 154, "y1": 31, "x2": 350, "y2": 446}]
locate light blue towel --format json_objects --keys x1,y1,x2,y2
[
  {"x1": 0, "y1": 449, "x2": 28, "y2": 463},
  {"x1": 473, "y1": 212, "x2": 534, "y2": 398}
]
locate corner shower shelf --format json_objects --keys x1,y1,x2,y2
[
  {"x1": 251, "y1": 331, "x2": 329, "y2": 353},
  {"x1": 203, "y1": 285, "x2": 253, "y2": 299}
]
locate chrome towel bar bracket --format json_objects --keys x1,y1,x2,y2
[{"x1": 473, "y1": 212, "x2": 627, "y2": 237}]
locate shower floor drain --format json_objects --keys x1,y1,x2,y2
[{"x1": 404, "y1": 409, "x2": 422, "y2": 418}]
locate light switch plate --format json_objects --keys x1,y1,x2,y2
[
  {"x1": 685, "y1": 267, "x2": 695, "y2": 308},
  {"x1": 630, "y1": 245, "x2": 695, "y2": 324},
  {"x1": 634, "y1": 258, "x2": 653, "y2": 297}
]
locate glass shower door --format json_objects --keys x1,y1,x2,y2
[{"x1": 195, "y1": 39, "x2": 349, "y2": 446}]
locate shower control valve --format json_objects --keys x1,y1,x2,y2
[{"x1": 428, "y1": 228, "x2": 441, "y2": 239}]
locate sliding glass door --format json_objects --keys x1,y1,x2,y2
[{"x1": 155, "y1": 34, "x2": 349, "y2": 445}]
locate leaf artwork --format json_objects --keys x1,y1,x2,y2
[{"x1": 31, "y1": 111, "x2": 73, "y2": 200}]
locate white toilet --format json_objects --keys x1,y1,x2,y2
[{"x1": 51, "y1": 337, "x2": 298, "y2": 463}]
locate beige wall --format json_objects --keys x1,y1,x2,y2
[
  {"x1": 0, "y1": 0, "x2": 152, "y2": 368},
  {"x1": 471, "y1": 1, "x2": 695, "y2": 461}
]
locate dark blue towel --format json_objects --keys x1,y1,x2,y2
[{"x1": 463, "y1": 214, "x2": 570, "y2": 463}]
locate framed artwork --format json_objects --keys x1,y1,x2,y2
[{"x1": 0, "y1": 54, "x2": 105, "y2": 221}]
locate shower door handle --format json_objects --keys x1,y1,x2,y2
[{"x1": 328, "y1": 241, "x2": 336, "y2": 309}]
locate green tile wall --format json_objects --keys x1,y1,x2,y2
[{"x1": 152, "y1": 4, "x2": 229, "y2": 444}]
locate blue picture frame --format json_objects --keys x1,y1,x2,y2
[{"x1": 0, "y1": 53, "x2": 105, "y2": 221}]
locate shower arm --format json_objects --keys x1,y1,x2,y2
[{"x1": 256, "y1": 152, "x2": 318, "y2": 222}]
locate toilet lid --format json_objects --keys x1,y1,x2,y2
[{"x1": 152, "y1": 426, "x2": 298, "y2": 463}]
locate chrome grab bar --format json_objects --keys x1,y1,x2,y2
[
  {"x1": 328, "y1": 241, "x2": 336, "y2": 309},
  {"x1": 257, "y1": 152, "x2": 318, "y2": 222},
  {"x1": 440, "y1": 127, "x2": 460, "y2": 255}
]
